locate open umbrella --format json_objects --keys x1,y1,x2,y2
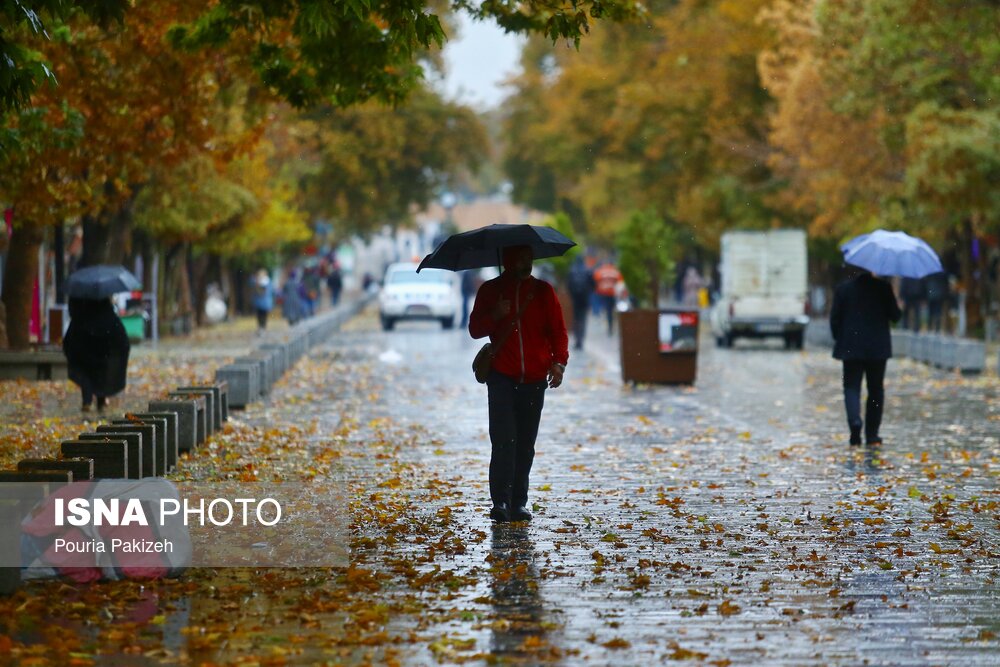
[
  {"x1": 417, "y1": 223, "x2": 575, "y2": 272},
  {"x1": 841, "y1": 230, "x2": 943, "y2": 279},
  {"x1": 66, "y1": 265, "x2": 142, "y2": 299}
]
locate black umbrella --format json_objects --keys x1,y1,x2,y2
[
  {"x1": 416, "y1": 224, "x2": 576, "y2": 272},
  {"x1": 66, "y1": 265, "x2": 142, "y2": 299}
]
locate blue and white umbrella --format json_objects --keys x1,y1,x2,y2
[{"x1": 841, "y1": 230, "x2": 943, "y2": 279}]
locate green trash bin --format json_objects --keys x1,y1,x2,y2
[{"x1": 119, "y1": 313, "x2": 146, "y2": 341}]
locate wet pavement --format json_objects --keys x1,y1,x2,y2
[{"x1": 1, "y1": 305, "x2": 998, "y2": 665}]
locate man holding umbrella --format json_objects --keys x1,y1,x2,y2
[
  {"x1": 469, "y1": 245, "x2": 568, "y2": 522},
  {"x1": 832, "y1": 230, "x2": 941, "y2": 446},
  {"x1": 418, "y1": 224, "x2": 574, "y2": 523}
]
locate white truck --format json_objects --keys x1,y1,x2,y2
[{"x1": 710, "y1": 229, "x2": 809, "y2": 349}]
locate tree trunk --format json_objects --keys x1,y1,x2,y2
[
  {"x1": 1, "y1": 225, "x2": 44, "y2": 350},
  {"x1": 80, "y1": 188, "x2": 135, "y2": 268},
  {"x1": 190, "y1": 252, "x2": 211, "y2": 327}
]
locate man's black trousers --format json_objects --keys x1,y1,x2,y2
[
  {"x1": 842, "y1": 359, "x2": 887, "y2": 442},
  {"x1": 487, "y1": 370, "x2": 547, "y2": 509}
]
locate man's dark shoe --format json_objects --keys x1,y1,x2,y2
[
  {"x1": 849, "y1": 427, "x2": 862, "y2": 446},
  {"x1": 490, "y1": 503, "x2": 510, "y2": 522},
  {"x1": 511, "y1": 506, "x2": 532, "y2": 522},
  {"x1": 866, "y1": 437, "x2": 883, "y2": 446}
]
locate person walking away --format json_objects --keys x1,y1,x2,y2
[
  {"x1": 469, "y1": 245, "x2": 569, "y2": 523},
  {"x1": 567, "y1": 256, "x2": 595, "y2": 350},
  {"x1": 682, "y1": 266, "x2": 705, "y2": 308},
  {"x1": 593, "y1": 260, "x2": 622, "y2": 336},
  {"x1": 899, "y1": 277, "x2": 924, "y2": 332},
  {"x1": 326, "y1": 264, "x2": 343, "y2": 307},
  {"x1": 251, "y1": 268, "x2": 274, "y2": 333},
  {"x1": 460, "y1": 269, "x2": 479, "y2": 328},
  {"x1": 924, "y1": 272, "x2": 948, "y2": 333},
  {"x1": 830, "y1": 269, "x2": 902, "y2": 446},
  {"x1": 63, "y1": 297, "x2": 130, "y2": 412},
  {"x1": 282, "y1": 270, "x2": 306, "y2": 325}
]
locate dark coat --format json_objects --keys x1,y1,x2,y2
[
  {"x1": 830, "y1": 274, "x2": 901, "y2": 360},
  {"x1": 63, "y1": 298, "x2": 130, "y2": 397}
]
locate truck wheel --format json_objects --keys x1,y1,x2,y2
[
  {"x1": 794, "y1": 331, "x2": 804, "y2": 350},
  {"x1": 381, "y1": 316, "x2": 395, "y2": 331},
  {"x1": 441, "y1": 316, "x2": 455, "y2": 330}
]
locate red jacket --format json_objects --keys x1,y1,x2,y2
[{"x1": 469, "y1": 275, "x2": 569, "y2": 383}]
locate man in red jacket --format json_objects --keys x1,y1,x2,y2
[{"x1": 469, "y1": 245, "x2": 569, "y2": 522}]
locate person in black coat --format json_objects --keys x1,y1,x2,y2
[
  {"x1": 63, "y1": 297, "x2": 131, "y2": 412},
  {"x1": 830, "y1": 270, "x2": 902, "y2": 445}
]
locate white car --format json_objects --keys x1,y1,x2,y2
[{"x1": 378, "y1": 263, "x2": 461, "y2": 330}]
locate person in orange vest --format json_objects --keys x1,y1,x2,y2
[{"x1": 593, "y1": 260, "x2": 622, "y2": 336}]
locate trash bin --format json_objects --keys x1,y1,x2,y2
[
  {"x1": 119, "y1": 313, "x2": 146, "y2": 342},
  {"x1": 619, "y1": 309, "x2": 699, "y2": 384}
]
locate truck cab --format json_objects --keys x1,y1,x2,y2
[{"x1": 710, "y1": 230, "x2": 809, "y2": 349}]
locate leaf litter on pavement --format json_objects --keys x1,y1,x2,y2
[{"x1": 0, "y1": 314, "x2": 998, "y2": 665}]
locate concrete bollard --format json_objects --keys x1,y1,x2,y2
[
  {"x1": 259, "y1": 344, "x2": 289, "y2": 378},
  {"x1": 0, "y1": 469, "x2": 74, "y2": 484},
  {"x1": 148, "y1": 400, "x2": 198, "y2": 453},
  {"x1": 81, "y1": 432, "x2": 144, "y2": 479},
  {"x1": 122, "y1": 414, "x2": 176, "y2": 472},
  {"x1": 18, "y1": 458, "x2": 94, "y2": 481},
  {"x1": 166, "y1": 394, "x2": 207, "y2": 445},
  {"x1": 939, "y1": 338, "x2": 959, "y2": 370},
  {"x1": 930, "y1": 335, "x2": 946, "y2": 368},
  {"x1": 178, "y1": 382, "x2": 227, "y2": 428},
  {"x1": 216, "y1": 364, "x2": 258, "y2": 409},
  {"x1": 110, "y1": 419, "x2": 168, "y2": 475},
  {"x1": 235, "y1": 354, "x2": 273, "y2": 395},
  {"x1": 171, "y1": 390, "x2": 214, "y2": 437},
  {"x1": 61, "y1": 440, "x2": 128, "y2": 478},
  {"x1": 956, "y1": 340, "x2": 986, "y2": 374}
]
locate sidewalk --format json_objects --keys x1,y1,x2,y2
[{"x1": 1, "y1": 306, "x2": 997, "y2": 665}]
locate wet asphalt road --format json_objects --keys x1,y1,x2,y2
[{"x1": 295, "y1": 309, "x2": 1000, "y2": 666}]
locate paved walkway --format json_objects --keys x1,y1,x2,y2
[{"x1": 0, "y1": 307, "x2": 997, "y2": 666}]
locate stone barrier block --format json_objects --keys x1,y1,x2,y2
[
  {"x1": 168, "y1": 387, "x2": 214, "y2": 439},
  {"x1": 109, "y1": 419, "x2": 167, "y2": 475},
  {"x1": 929, "y1": 335, "x2": 945, "y2": 368},
  {"x1": 121, "y1": 414, "x2": 175, "y2": 471},
  {"x1": 18, "y1": 458, "x2": 93, "y2": 481},
  {"x1": 84, "y1": 431, "x2": 144, "y2": 479},
  {"x1": 60, "y1": 440, "x2": 128, "y2": 479},
  {"x1": 234, "y1": 355, "x2": 271, "y2": 395},
  {"x1": 167, "y1": 393, "x2": 207, "y2": 445},
  {"x1": 259, "y1": 344, "x2": 288, "y2": 377},
  {"x1": 938, "y1": 339, "x2": 959, "y2": 370},
  {"x1": 956, "y1": 340, "x2": 985, "y2": 374},
  {"x1": 216, "y1": 364, "x2": 258, "y2": 409},
  {"x1": 102, "y1": 422, "x2": 158, "y2": 472},
  {"x1": 0, "y1": 469, "x2": 73, "y2": 483},
  {"x1": 148, "y1": 400, "x2": 198, "y2": 453},
  {"x1": 179, "y1": 383, "x2": 226, "y2": 428}
]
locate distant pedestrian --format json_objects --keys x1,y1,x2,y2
[
  {"x1": 469, "y1": 245, "x2": 569, "y2": 523},
  {"x1": 593, "y1": 260, "x2": 622, "y2": 336},
  {"x1": 326, "y1": 265, "x2": 343, "y2": 307},
  {"x1": 63, "y1": 297, "x2": 130, "y2": 412},
  {"x1": 567, "y1": 256, "x2": 595, "y2": 350},
  {"x1": 899, "y1": 277, "x2": 924, "y2": 332},
  {"x1": 924, "y1": 272, "x2": 948, "y2": 333},
  {"x1": 830, "y1": 269, "x2": 902, "y2": 446},
  {"x1": 281, "y1": 271, "x2": 306, "y2": 325},
  {"x1": 682, "y1": 266, "x2": 705, "y2": 308},
  {"x1": 459, "y1": 269, "x2": 479, "y2": 328},
  {"x1": 251, "y1": 268, "x2": 274, "y2": 333}
]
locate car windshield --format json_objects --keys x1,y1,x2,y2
[{"x1": 387, "y1": 269, "x2": 451, "y2": 285}]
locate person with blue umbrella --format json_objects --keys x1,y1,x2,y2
[{"x1": 831, "y1": 230, "x2": 943, "y2": 445}]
